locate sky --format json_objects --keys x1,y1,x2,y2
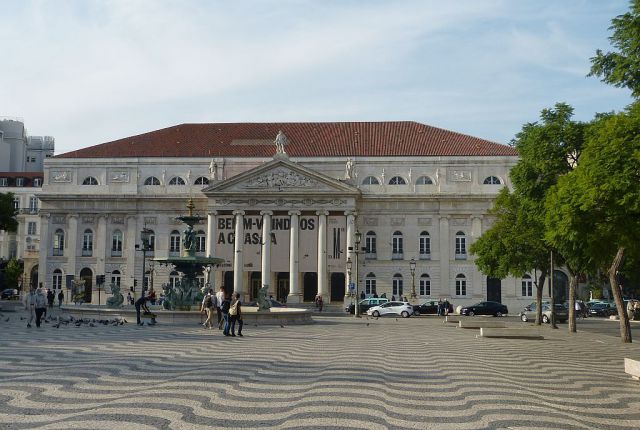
[{"x1": 0, "y1": 0, "x2": 634, "y2": 155}]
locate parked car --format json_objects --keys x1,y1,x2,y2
[
  {"x1": 589, "y1": 302, "x2": 615, "y2": 317},
  {"x1": 0, "y1": 288, "x2": 19, "y2": 300},
  {"x1": 367, "y1": 301, "x2": 414, "y2": 318},
  {"x1": 519, "y1": 302, "x2": 567, "y2": 323},
  {"x1": 345, "y1": 297, "x2": 388, "y2": 314},
  {"x1": 412, "y1": 300, "x2": 440, "y2": 315},
  {"x1": 460, "y1": 301, "x2": 508, "y2": 317},
  {"x1": 246, "y1": 299, "x2": 287, "y2": 308}
]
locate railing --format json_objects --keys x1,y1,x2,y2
[
  {"x1": 111, "y1": 250, "x2": 122, "y2": 257},
  {"x1": 455, "y1": 253, "x2": 467, "y2": 260},
  {"x1": 82, "y1": 249, "x2": 93, "y2": 257},
  {"x1": 52, "y1": 249, "x2": 63, "y2": 256}
]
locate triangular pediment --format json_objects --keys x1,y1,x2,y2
[{"x1": 202, "y1": 158, "x2": 360, "y2": 196}]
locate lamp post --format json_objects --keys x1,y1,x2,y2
[
  {"x1": 354, "y1": 230, "x2": 362, "y2": 318},
  {"x1": 139, "y1": 228, "x2": 152, "y2": 297},
  {"x1": 409, "y1": 258, "x2": 417, "y2": 301}
]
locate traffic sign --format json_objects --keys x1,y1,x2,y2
[{"x1": 348, "y1": 282, "x2": 356, "y2": 292}]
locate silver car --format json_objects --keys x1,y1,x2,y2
[{"x1": 520, "y1": 302, "x2": 567, "y2": 323}]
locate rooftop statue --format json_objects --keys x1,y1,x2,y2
[
  {"x1": 274, "y1": 131, "x2": 288, "y2": 156},
  {"x1": 345, "y1": 158, "x2": 355, "y2": 180}
]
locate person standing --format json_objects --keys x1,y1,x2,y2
[
  {"x1": 47, "y1": 289, "x2": 55, "y2": 309},
  {"x1": 25, "y1": 288, "x2": 37, "y2": 328},
  {"x1": 229, "y1": 292, "x2": 243, "y2": 337},
  {"x1": 200, "y1": 289, "x2": 215, "y2": 329},
  {"x1": 315, "y1": 294, "x2": 323, "y2": 312},
  {"x1": 220, "y1": 293, "x2": 231, "y2": 336},
  {"x1": 34, "y1": 288, "x2": 48, "y2": 328},
  {"x1": 216, "y1": 286, "x2": 225, "y2": 330},
  {"x1": 135, "y1": 295, "x2": 150, "y2": 326},
  {"x1": 57, "y1": 290, "x2": 64, "y2": 307}
]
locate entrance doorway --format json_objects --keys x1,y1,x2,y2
[
  {"x1": 223, "y1": 271, "x2": 233, "y2": 296},
  {"x1": 330, "y1": 272, "x2": 345, "y2": 301},
  {"x1": 303, "y1": 272, "x2": 317, "y2": 302},
  {"x1": 487, "y1": 277, "x2": 501, "y2": 303},
  {"x1": 79, "y1": 267, "x2": 93, "y2": 303},
  {"x1": 250, "y1": 271, "x2": 261, "y2": 300},
  {"x1": 277, "y1": 272, "x2": 289, "y2": 303}
]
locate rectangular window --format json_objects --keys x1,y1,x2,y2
[
  {"x1": 29, "y1": 196, "x2": 38, "y2": 212},
  {"x1": 196, "y1": 236, "x2": 206, "y2": 253},
  {"x1": 419, "y1": 236, "x2": 431, "y2": 256},
  {"x1": 392, "y1": 278, "x2": 403, "y2": 297},
  {"x1": 420, "y1": 279, "x2": 430, "y2": 296},
  {"x1": 392, "y1": 237, "x2": 403, "y2": 254},
  {"x1": 456, "y1": 279, "x2": 467, "y2": 296},
  {"x1": 53, "y1": 274, "x2": 62, "y2": 290},
  {"x1": 111, "y1": 274, "x2": 121, "y2": 287},
  {"x1": 455, "y1": 236, "x2": 467, "y2": 259},
  {"x1": 365, "y1": 279, "x2": 376, "y2": 295},
  {"x1": 522, "y1": 278, "x2": 533, "y2": 297},
  {"x1": 365, "y1": 236, "x2": 376, "y2": 254},
  {"x1": 0, "y1": 178, "x2": 7, "y2": 187},
  {"x1": 13, "y1": 198, "x2": 19, "y2": 210},
  {"x1": 27, "y1": 222, "x2": 37, "y2": 235},
  {"x1": 170, "y1": 235, "x2": 181, "y2": 253},
  {"x1": 16, "y1": 178, "x2": 24, "y2": 186}
]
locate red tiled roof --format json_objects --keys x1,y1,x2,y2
[{"x1": 57, "y1": 122, "x2": 517, "y2": 158}]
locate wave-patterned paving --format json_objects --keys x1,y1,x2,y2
[{"x1": 1, "y1": 312, "x2": 639, "y2": 430}]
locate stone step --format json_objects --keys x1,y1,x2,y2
[
  {"x1": 444, "y1": 316, "x2": 461, "y2": 324},
  {"x1": 624, "y1": 358, "x2": 640, "y2": 381},
  {"x1": 478, "y1": 327, "x2": 544, "y2": 340},
  {"x1": 459, "y1": 320, "x2": 506, "y2": 329}
]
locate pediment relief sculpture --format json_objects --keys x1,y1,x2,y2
[{"x1": 244, "y1": 169, "x2": 317, "y2": 189}]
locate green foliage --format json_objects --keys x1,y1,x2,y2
[
  {"x1": 0, "y1": 193, "x2": 18, "y2": 232},
  {"x1": 589, "y1": 0, "x2": 640, "y2": 97},
  {"x1": 4, "y1": 259, "x2": 23, "y2": 289}
]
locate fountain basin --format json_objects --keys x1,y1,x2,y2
[{"x1": 60, "y1": 305, "x2": 313, "y2": 325}]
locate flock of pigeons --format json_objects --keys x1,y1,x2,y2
[{"x1": 0, "y1": 313, "x2": 129, "y2": 328}]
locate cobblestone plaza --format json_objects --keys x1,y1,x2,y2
[{"x1": 1, "y1": 312, "x2": 639, "y2": 429}]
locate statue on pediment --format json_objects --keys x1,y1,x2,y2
[{"x1": 274, "y1": 131, "x2": 288, "y2": 156}]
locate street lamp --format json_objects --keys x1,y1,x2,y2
[
  {"x1": 354, "y1": 230, "x2": 362, "y2": 317},
  {"x1": 409, "y1": 258, "x2": 417, "y2": 300},
  {"x1": 137, "y1": 227, "x2": 152, "y2": 297}
]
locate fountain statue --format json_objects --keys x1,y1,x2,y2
[
  {"x1": 106, "y1": 283, "x2": 124, "y2": 308},
  {"x1": 257, "y1": 285, "x2": 271, "y2": 311},
  {"x1": 154, "y1": 199, "x2": 224, "y2": 310}
]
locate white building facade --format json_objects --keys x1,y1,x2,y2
[{"x1": 37, "y1": 122, "x2": 555, "y2": 310}]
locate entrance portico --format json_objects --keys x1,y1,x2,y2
[{"x1": 203, "y1": 157, "x2": 360, "y2": 303}]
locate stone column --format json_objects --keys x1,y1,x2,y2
[
  {"x1": 260, "y1": 211, "x2": 272, "y2": 292},
  {"x1": 439, "y1": 215, "x2": 450, "y2": 299},
  {"x1": 67, "y1": 215, "x2": 78, "y2": 280},
  {"x1": 316, "y1": 210, "x2": 329, "y2": 299},
  {"x1": 96, "y1": 215, "x2": 107, "y2": 279},
  {"x1": 287, "y1": 210, "x2": 301, "y2": 303},
  {"x1": 38, "y1": 213, "x2": 50, "y2": 288},
  {"x1": 206, "y1": 211, "x2": 217, "y2": 258},
  {"x1": 233, "y1": 210, "x2": 245, "y2": 297},
  {"x1": 345, "y1": 211, "x2": 356, "y2": 298},
  {"x1": 471, "y1": 216, "x2": 483, "y2": 299}
]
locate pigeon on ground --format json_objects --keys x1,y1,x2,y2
[
  {"x1": 53, "y1": 323, "x2": 60, "y2": 328},
  {"x1": 20, "y1": 317, "x2": 25, "y2": 320},
  {"x1": 280, "y1": 324, "x2": 285, "y2": 328},
  {"x1": 366, "y1": 323, "x2": 370, "y2": 326},
  {"x1": 89, "y1": 323, "x2": 96, "y2": 327}
]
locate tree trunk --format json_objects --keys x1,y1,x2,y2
[
  {"x1": 608, "y1": 247, "x2": 632, "y2": 343},
  {"x1": 535, "y1": 270, "x2": 547, "y2": 325},
  {"x1": 568, "y1": 273, "x2": 578, "y2": 333}
]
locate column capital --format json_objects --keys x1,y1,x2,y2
[
  {"x1": 208, "y1": 210, "x2": 218, "y2": 216},
  {"x1": 344, "y1": 210, "x2": 357, "y2": 217},
  {"x1": 316, "y1": 210, "x2": 329, "y2": 216},
  {"x1": 288, "y1": 210, "x2": 301, "y2": 216},
  {"x1": 260, "y1": 210, "x2": 273, "y2": 216},
  {"x1": 232, "y1": 210, "x2": 245, "y2": 216}
]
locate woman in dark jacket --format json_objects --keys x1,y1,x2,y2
[{"x1": 229, "y1": 292, "x2": 243, "y2": 337}]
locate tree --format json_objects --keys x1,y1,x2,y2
[
  {"x1": 4, "y1": 258, "x2": 23, "y2": 289},
  {"x1": 589, "y1": 0, "x2": 640, "y2": 97},
  {"x1": 471, "y1": 103, "x2": 585, "y2": 327},
  {"x1": 0, "y1": 192, "x2": 18, "y2": 232},
  {"x1": 547, "y1": 103, "x2": 640, "y2": 343}
]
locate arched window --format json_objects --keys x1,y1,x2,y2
[
  {"x1": 111, "y1": 270, "x2": 121, "y2": 287},
  {"x1": 82, "y1": 229, "x2": 93, "y2": 256},
  {"x1": 455, "y1": 274, "x2": 467, "y2": 296},
  {"x1": 111, "y1": 230, "x2": 123, "y2": 257},
  {"x1": 364, "y1": 273, "x2": 376, "y2": 295},
  {"x1": 416, "y1": 176, "x2": 433, "y2": 185},
  {"x1": 420, "y1": 274, "x2": 431, "y2": 296},
  {"x1": 483, "y1": 176, "x2": 501, "y2": 185},
  {"x1": 419, "y1": 231, "x2": 430, "y2": 258},
  {"x1": 169, "y1": 271, "x2": 180, "y2": 288},
  {"x1": 195, "y1": 230, "x2": 206, "y2": 253},
  {"x1": 365, "y1": 231, "x2": 377, "y2": 256},
  {"x1": 388, "y1": 176, "x2": 407, "y2": 185},
  {"x1": 194, "y1": 177, "x2": 209, "y2": 186},
  {"x1": 455, "y1": 231, "x2": 466, "y2": 259},
  {"x1": 362, "y1": 176, "x2": 380, "y2": 185},
  {"x1": 170, "y1": 230, "x2": 181, "y2": 254},
  {"x1": 392, "y1": 231, "x2": 403, "y2": 258},
  {"x1": 82, "y1": 176, "x2": 99, "y2": 185},
  {"x1": 168, "y1": 177, "x2": 186, "y2": 185},
  {"x1": 53, "y1": 229, "x2": 65, "y2": 256},
  {"x1": 52, "y1": 269, "x2": 63, "y2": 290},
  {"x1": 392, "y1": 273, "x2": 404, "y2": 297},
  {"x1": 144, "y1": 176, "x2": 160, "y2": 186},
  {"x1": 522, "y1": 274, "x2": 533, "y2": 297}
]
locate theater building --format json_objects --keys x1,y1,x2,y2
[{"x1": 37, "y1": 121, "x2": 553, "y2": 310}]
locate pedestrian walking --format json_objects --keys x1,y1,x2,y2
[
  {"x1": 57, "y1": 290, "x2": 64, "y2": 307},
  {"x1": 229, "y1": 292, "x2": 243, "y2": 337},
  {"x1": 360, "y1": 291, "x2": 365, "y2": 300},
  {"x1": 437, "y1": 299, "x2": 443, "y2": 316},
  {"x1": 127, "y1": 292, "x2": 133, "y2": 305},
  {"x1": 47, "y1": 289, "x2": 55, "y2": 308},
  {"x1": 443, "y1": 299, "x2": 450, "y2": 316},
  {"x1": 200, "y1": 288, "x2": 215, "y2": 329},
  {"x1": 34, "y1": 288, "x2": 48, "y2": 328},
  {"x1": 220, "y1": 293, "x2": 231, "y2": 336},
  {"x1": 216, "y1": 286, "x2": 225, "y2": 330},
  {"x1": 135, "y1": 295, "x2": 150, "y2": 326}
]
